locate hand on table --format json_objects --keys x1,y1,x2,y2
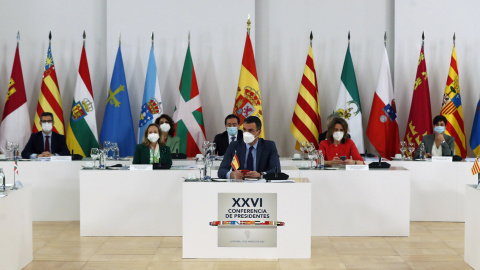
[
  {"x1": 244, "y1": 171, "x2": 261, "y2": 179},
  {"x1": 230, "y1": 170, "x2": 244, "y2": 180},
  {"x1": 38, "y1": 152, "x2": 53, "y2": 157}
]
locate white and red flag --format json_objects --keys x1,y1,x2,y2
[{"x1": 366, "y1": 47, "x2": 400, "y2": 159}]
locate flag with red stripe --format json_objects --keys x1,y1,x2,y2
[
  {"x1": 33, "y1": 41, "x2": 65, "y2": 134},
  {"x1": 233, "y1": 30, "x2": 265, "y2": 138},
  {"x1": 173, "y1": 41, "x2": 206, "y2": 157},
  {"x1": 441, "y1": 45, "x2": 466, "y2": 158},
  {"x1": 290, "y1": 35, "x2": 321, "y2": 150},
  {"x1": 231, "y1": 152, "x2": 240, "y2": 171},
  {"x1": 471, "y1": 157, "x2": 480, "y2": 175}
]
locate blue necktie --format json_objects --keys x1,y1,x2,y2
[
  {"x1": 231, "y1": 136, "x2": 235, "y2": 143},
  {"x1": 246, "y1": 146, "x2": 254, "y2": 171}
]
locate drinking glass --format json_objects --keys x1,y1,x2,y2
[
  {"x1": 196, "y1": 156, "x2": 205, "y2": 181},
  {"x1": 202, "y1": 141, "x2": 210, "y2": 154},
  {"x1": 12, "y1": 143, "x2": 19, "y2": 160},
  {"x1": 408, "y1": 143, "x2": 415, "y2": 160},
  {"x1": 400, "y1": 141, "x2": 407, "y2": 160},
  {"x1": 90, "y1": 148, "x2": 99, "y2": 169},
  {"x1": 111, "y1": 143, "x2": 119, "y2": 160},
  {"x1": 308, "y1": 149, "x2": 318, "y2": 169},
  {"x1": 210, "y1": 142, "x2": 216, "y2": 156},
  {"x1": 6, "y1": 141, "x2": 13, "y2": 160},
  {"x1": 103, "y1": 141, "x2": 111, "y2": 158}
]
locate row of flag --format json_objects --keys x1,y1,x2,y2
[
  {"x1": 0, "y1": 27, "x2": 263, "y2": 158},
  {"x1": 291, "y1": 33, "x2": 480, "y2": 161}
]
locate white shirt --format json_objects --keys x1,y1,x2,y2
[
  {"x1": 228, "y1": 134, "x2": 237, "y2": 144},
  {"x1": 431, "y1": 141, "x2": 443, "y2": 156}
]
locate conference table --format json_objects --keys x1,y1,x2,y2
[{"x1": 0, "y1": 157, "x2": 475, "y2": 222}]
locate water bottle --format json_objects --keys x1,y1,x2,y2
[
  {"x1": 419, "y1": 143, "x2": 426, "y2": 160},
  {"x1": 0, "y1": 168, "x2": 5, "y2": 192},
  {"x1": 317, "y1": 150, "x2": 324, "y2": 169},
  {"x1": 99, "y1": 150, "x2": 106, "y2": 169}
]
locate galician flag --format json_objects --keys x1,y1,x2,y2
[
  {"x1": 367, "y1": 46, "x2": 400, "y2": 159},
  {"x1": 0, "y1": 39, "x2": 31, "y2": 154},
  {"x1": 66, "y1": 38, "x2": 99, "y2": 157},
  {"x1": 99, "y1": 45, "x2": 136, "y2": 157},
  {"x1": 138, "y1": 44, "x2": 163, "y2": 143},
  {"x1": 33, "y1": 34, "x2": 65, "y2": 135},
  {"x1": 233, "y1": 30, "x2": 265, "y2": 138},
  {"x1": 291, "y1": 33, "x2": 321, "y2": 149},
  {"x1": 173, "y1": 39, "x2": 206, "y2": 157},
  {"x1": 334, "y1": 38, "x2": 364, "y2": 153}
]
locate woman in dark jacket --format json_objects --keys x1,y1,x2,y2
[{"x1": 133, "y1": 123, "x2": 172, "y2": 166}]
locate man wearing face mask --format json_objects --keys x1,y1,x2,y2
[
  {"x1": 218, "y1": 116, "x2": 280, "y2": 179},
  {"x1": 414, "y1": 115, "x2": 455, "y2": 158},
  {"x1": 213, "y1": 114, "x2": 244, "y2": 156},
  {"x1": 21, "y1": 112, "x2": 70, "y2": 159}
]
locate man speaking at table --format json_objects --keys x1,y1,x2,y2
[
  {"x1": 218, "y1": 116, "x2": 280, "y2": 179},
  {"x1": 21, "y1": 112, "x2": 70, "y2": 159}
]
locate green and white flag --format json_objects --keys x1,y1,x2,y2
[{"x1": 334, "y1": 44, "x2": 364, "y2": 153}]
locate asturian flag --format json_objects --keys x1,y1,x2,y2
[
  {"x1": 173, "y1": 40, "x2": 206, "y2": 157},
  {"x1": 0, "y1": 44, "x2": 31, "y2": 154},
  {"x1": 233, "y1": 30, "x2": 265, "y2": 138},
  {"x1": 441, "y1": 45, "x2": 466, "y2": 158},
  {"x1": 33, "y1": 37, "x2": 65, "y2": 134},
  {"x1": 99, "y1": 45, "x2": 136, "y2": 157},
  {"x1": 66, "y1": 41, "x2": 99, "y2": 157},
  {"x1": 138, "y1": 45, "x2": 163, "y2": 142},
  {"x1": 334, "y1": 39, "x2": 364, "y2": 153},
  {"x1": 290, "y1": 34, "x2": 321, "y2": 150},
  {"x1": 367, "y1": 47, "x2": 400, "y2": 159}
]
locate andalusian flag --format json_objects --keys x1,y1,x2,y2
[
  {"x1": 0, "y1": 38, "x2": 31, "y2": 154},
  {"x1": 33, "y1": 35, "x2": 65, "y2": 134},
  {"x1": 291, "y1": 33, "x2": 321, "y2": 149},
  {"x1": 66, "y1": 39, "x2": 99, "y2": 157},
  {"x1": 233, "y1": 30, "x2": 265, "y2": 138},
  {"x1": 334, "y1": 38, "x2": 364, "y2": 153},
  {"x1": 138, "y1": 44, "x2": 163, "y2": 143},
  {"x1": 173, "y1": 39, "x2": 206, "y2": 157},
  {"x1": 441, "y1": 44, "x2": 466, "y2": 158}
]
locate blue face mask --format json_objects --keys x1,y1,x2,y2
[
  {"x1": 227, "y1": 127, "x2": 238, "y2": 136},
  {"x1": 434, "y1": 126, "x2": 445, "y2": 134}
]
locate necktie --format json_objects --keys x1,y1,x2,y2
[
  {"x1": 45, "y1": 136, "x2": 50, "y2": 152},
  {"x1": 246, "y1": 146, "x2": 254, "y2": 171},
  {"x1": 231, "y1": 136, "x2": 236, "y2": 143}
]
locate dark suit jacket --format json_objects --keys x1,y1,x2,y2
[
  {"x1": 319, "y1": 131, "x2": 327, "y2": 142},
  {"x1": 21, "y1": 131, "x2": 70, "y2": 158},
  {"x1": 213, "y1": 130, "x2": 243, "y2": 156},
  {"x1": 414, "y1": 133, "x2": 455, "y2": 158},
  {"x1": 218, "y1": 138, "x2": 281, "y2": 179},
  {"x1": 132, "y1": 144, "x2": 172, "y2": 166}
]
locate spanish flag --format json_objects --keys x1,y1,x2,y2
[
  {"x1": 231, "y1": 152, "x2": 240, "y2": 171},
  {"x1": 290, "y1": 33, "x2": 321, "y2": 150},
  {"x1": 233, "y1": 26, "x2": 264, "y2": 138},
  {"x1": 441, "y1": 44, "x2": 466, "y2": 158},
  {"x1": 33, "y1": 34, "x2": 65, "y2": 135}
]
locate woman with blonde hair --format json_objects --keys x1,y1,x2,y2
[
  {"x1": 318, "y1": 117, "x2": 364, "y2": 166},
  {"x1": 133, "y1": 123, "x2": 172, "y2": 166}
]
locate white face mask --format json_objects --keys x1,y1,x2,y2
[
  {"x1": 42, "y1": 123, "x2": 53, "y2": 133},
  {"x1": 243, "y1": 131, "x2": 258, "y2": 144},
  {"x1": 333, "y1": 131, "x2": 344, "y2": 141},
  {"x1": 147, "y1": 133, "x2": 160, "y2": 143},
  {"x1": 160, "y1": 123, "x2": 170, "y2": 133}
]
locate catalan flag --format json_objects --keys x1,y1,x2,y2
[
  {"x1": 33, "y1": 35, "x2": 65, "y2": 135},
  {"x1": 441, "y1": 45, "x2": 466, "y2": 158},
  {"x1": 290, "y1": 33, "x2": 321, "y2": 150},
  {"x1": 233, "y1": 27, "x2": 265, "y2": 138},
  {"x1": 471, "y1": 157, "x2": 480, "y2": 175},
  {"x1": 405, "y1": 39, "x2": 432, "y2": 149},
  {"x1": 231, "y1": 151, "x2": 240, "y2": 171}
]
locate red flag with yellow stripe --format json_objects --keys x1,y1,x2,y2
[
  {"x1": 33, "y1": 40, "x2": 65, "y2": 134},
  {"x1": 441, "y1": 45, "x2": 466, "y2": 158},
  {"x1": 471, "y1": 157, "x2": 480, "y2": 175},
  {"x1": 290, "y1": 36, "x2": 321, "y2": 150},
  {"x1": 233, "y1": 30, "x2": 264, "y2": 138},
  {"x1": 231, "y1": 151, "x2": 240, "y2": 171}
]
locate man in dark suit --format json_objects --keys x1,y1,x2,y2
[
  {"x1": 218, "y1": 116, "x2": 280, "y2": 179},
  {"x1": 213, "y1": 114, "x2": 243, "y2": 156},
  {"x1": 21, "y1": 112, "x2": 70, "y2": 159},
  {"x1": 414, "y1": 115, "x2": 455, "y2": 158}
]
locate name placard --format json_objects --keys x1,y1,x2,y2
[
  {"x1": 130, "y1": 164, "x2": 153, "y2": 171},
  {"x1": 51, "y1": 156, "x2": 72, "y2": 162},
  {"x1": 346, "y1": 165, "x2": 369, "y2": 171},
  {"x1": 431, "y1": 156, "x2": 453, "y2": 162},
  {"x1": 37, "y1": 157, "x2": 51, "y2": 162}
]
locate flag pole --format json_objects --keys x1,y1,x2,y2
[
  {"x1": 422, "y1": 31, "x2": 424, "y2": 47},
  {"x1": 188, "y1": 31, "x2": 190, "y2": 46},
  {"x1": 453, "y1": 32, "x2": 456, "y2": 47},
  {"x1": 348, "y1": 31, "x2": 350, "y2": 47},
  {"x1": 83, "y1": 30, "x2": 86, "y2": 47},
  {"x1": 384, "y1": 31, "x2": 387, "y2": 47},
  {"x1": 151, "y1": 31, "x2": 154, "y2": 48},
  {"x1": 49, "y1": 31, "x2": 52, "y2": 45},
  {"x1": 17, "y1": 31, "x2": 20, "y2": 48},
  {"x1": 247, "y1": 14, "x2": 251, "y2": 35},
  {"x1": 119, "y1": 32, "x2": 121, "y2": 47},
  {"x1": 310, "y1": 31, "x2": 313, "y2": 47}
]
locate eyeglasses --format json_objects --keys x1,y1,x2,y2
[{"x1": 40, "y1": 120, "x2": 53, "y2": 123}]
